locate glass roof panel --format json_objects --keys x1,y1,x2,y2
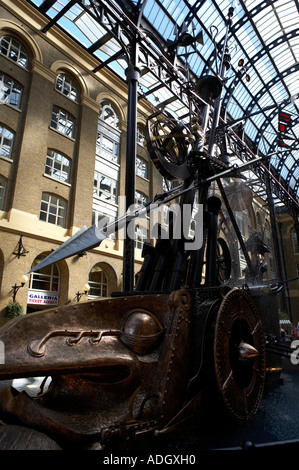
[{"x1": 26, "y1": 0, "x2": 299, "y2": 207}]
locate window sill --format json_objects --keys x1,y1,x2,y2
[
  {"x1": 0, "y1": 155, "x2": 13, "y2": 163},
  {"x1": 95, "y1": 153, "x2": 120, "y2": 168},
  {"x1": 136, "y1": 174, "x2": 149, "y2": 182},
  {"x1": 1, "y1": 102, "x2": 21, "y2": 112},
  {"x1": 49, "y1": 126, "x2": 75, "y2": 142},
  {"x1": 43, "y1": 173, "x2": 71, "y2": 187}
]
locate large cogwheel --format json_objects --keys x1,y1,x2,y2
[{"x1": 214, "y1": 288, "x2": 266, "y2": 420}]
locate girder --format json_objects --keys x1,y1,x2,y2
[{"x1": 24, "y1": 0, "x2": 299, "y2": 212}]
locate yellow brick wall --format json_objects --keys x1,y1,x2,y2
[{"x1": 0, "y1": 2, "x2": 156, "y2": 323}]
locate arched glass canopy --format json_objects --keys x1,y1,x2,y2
[{"x1": 27, "y1": 0, "x2": 299, "y2": 214}]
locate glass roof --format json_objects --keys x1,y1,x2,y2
[{"x1": 26, "y1": 0, "x2": 299, "y2": 213}]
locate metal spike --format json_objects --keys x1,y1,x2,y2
[
  {"x1": 29, "y1": 225, "x2": 106, "y2": 273},
  {"x1": 238, "y1": 341, "x2": 259, "y2": 361}
]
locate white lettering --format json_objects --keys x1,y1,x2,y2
[
  {"x1": 27, "y1": 291, "x2": 59, "y2": 305},
  {"x1": 146, "y1": 455, "x2": 196, "y2": 464},
  {"x1": 103, "y1": 455, "x2": 138, "y2": 467},
  {"x1": 105, "y1": 196, "x2": 203, "y2": 250},
  {"x1": 291, "y1": 340, "x2": 299, "y2": 365}
]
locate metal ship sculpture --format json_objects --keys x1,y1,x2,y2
[{"x1": 0, "y1": 7, "x2": 291, "y2": 450}]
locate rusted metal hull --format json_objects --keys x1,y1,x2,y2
[{"x1": 0, "y1": 286, "x2": 276, "y2": 449}]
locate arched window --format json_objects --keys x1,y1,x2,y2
[
  {"x1": 96, "y1": 101, "x2": 120, "y2": 163},
  {"x1": 39, "y1": 192, "x2": 67, "y2": 227},
  {"x1": 0, "y1": 73, "x2": 22, "y2": 107},
  {"x1": 88, "y1": 264, "x2": 108, "y2": 298},
  {"x1": 45, "y1": 149, "x2": 71, "y2": 183},
  {"x1": 99, "y1": 100, "x2": 120, "y2": 130},
  {"x1": 55, "y1": 73, "x2": 79, "y2": 102},
  {"x1": 0, "y1": 124, "x2": 14, "y2": 159},
  {"x1": 0, "y1": 35, "x2": 28, "y2": 69},
  {"x1": 0, "y1": 175, "x2": 7, "y2": 210},
  {"x1": 28, "y1": 254, "x2": 60, "y2": 307}
]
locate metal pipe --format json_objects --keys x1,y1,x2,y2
[{"x1": 123, "y1": 64, "x2": 140, "y2": 292}]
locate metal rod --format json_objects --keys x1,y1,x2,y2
[{"x1": 123, "y1": 63, "x2": 140, "y2": 292}]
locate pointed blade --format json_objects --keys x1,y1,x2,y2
[
  {"x1": 29, "y1": 225, "x2": 106, "y2": 273},
  {"x1": 238, "y1": 341, "x2": 259, "y2": 361}
]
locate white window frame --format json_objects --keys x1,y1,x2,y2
[
  {"x1": 0, "y1": 124, "x2": 14, "y2": 160},
  {"x1": 55, "y1": 73, "x2": 78, "y2": 102},
  {"x1": 135, "y1": 224, "x2": 147, "y2": 250},
  {"x1": 29, "y1": 263, "x2": 60, "y2": 294},
  {"x1": 93, "y1": 171, "x2": 118, "y2": 204},
  {"x1": 45, "y1": 149, "x2": 71, "y2": 183},
  {"x1": 0, "y1": 35, "x2": 28, "y2": 69},
  {"x1": 88, "y1": 264, "x2": 109, "y2": 298},
  {"x1": 39, "y1": 193, "x2": 67, "y2": 227},
  {"x1": 0, "y1": 74, "x2": 22, "y2": 108},
  {"x1": 137, "y1": 126, "x2": 145, "y2": 146},
  {"x1": 51, "y1": 106, "x2": 75, "y2": 138},
  {"x1": 136, "y1": 156, "x2": 148, "y2": 179},
  {"x1": 93, "y1": 101, "x2": 121, "y2": 239},
  {"x1": 99, "y1": 100, "x2": 120, "y2": 130}
]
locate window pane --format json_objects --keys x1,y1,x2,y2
[
  {"x1": 30, "y1": 256, "x2": 60, "y2": 293},
  {"x1": 136, "y1": 156, "x2": 148, "y2": 178},
  {"x1": 0, "y1": 125, "x2": 14, "y2": 158},
  {"x1": 0, "y1": 175, "x2": 6, "y2": 210},
  {"x1": 0, "y1": 36, "x2": 28, "y2": 69},
  {"x1": 94, "y1": 171, "x2": 118, "y2": 203},
  {"x1": 55, "y1": 73, "x2": 78, "y2": 102},
  {"x1": 88, "y1": 264, "x2": 108, "y2": 297},
  {"x1": 51, "y1": 106, "x2": 75, "y2": 138},
  {"x1": 99, "y1": 100, "x2": 120, "y2": 130},
  {"x1": 39, "y1": 193, "x2": 66, "y2": 227},
  {"x1": 45, "y1": 149, "x2": 70, "y2": 182},
  {"x1": 0, "y1": 74, "x2": 22, "y2": 107}
]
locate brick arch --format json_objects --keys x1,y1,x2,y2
[
  {"x1": 0, "y1": 19, "x2": 43, "y2": 63},
  {"x1": 50, "y1": 60, "x2": 89, "y2": 97}
]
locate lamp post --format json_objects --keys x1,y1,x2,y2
[
  {"x1": 12, "y1": 274, "x2": 28, "y2": 303},
  {"x1": 75, "y1": 283, "x2": 90, "y2": 302}
]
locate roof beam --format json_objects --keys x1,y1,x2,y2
[{"x1": 41, "y1": 0, "x2": 78, "y2": 33}]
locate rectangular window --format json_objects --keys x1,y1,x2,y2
[
  {"x1": 135, "y1": 224, "x2": 147, "y2": 250},
  {"x1": 137, "y1": 127, "x2": 145, "y2": 145},
  {"x1": 136, "y1": 156, "x2": 148, "y2": 179},
  {"x1": 93, "y1": 171, "x2": 117, "y2": 203},
  {"x1": 45, "y1": 150, "x2": 70, "y2": 183},
  {"x1": 96, "y1": 132, "x2": 119, "y2": 163},
  {"x1": 92, "y1": 210, "x2": 116, "y2": 240},
  {"x1": 51, "y1": 106, "x2": 75, "y2": 138},
  {"x1": 0, "y1": 125, "x2": 14, "y2": 159},
  {"x1": 0, "y1": 74, "x2": 22, "y2": 107},
  {"x1": 39, "y1": 193, "x2": 66, "y2": 227}
]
